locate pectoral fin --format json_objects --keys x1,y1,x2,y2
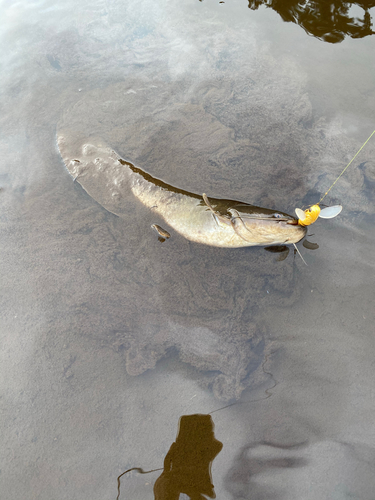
[
  {"x1": 202, "y1": 193, "x2": 231, "y2": 227},
  {"x1": 151, "y1": 224, "x2": 171, "y2": 243}
]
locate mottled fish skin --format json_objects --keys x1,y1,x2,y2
[{"x1": 57, "y1": 132, "x2": 307, "y2": 248}]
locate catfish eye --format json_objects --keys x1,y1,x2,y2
[{"x1": 274, "y1": 213, "x2": 282, "y2": 218}]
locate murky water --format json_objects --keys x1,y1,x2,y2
[{"x1": 1, "y1": 1, "x2": 375, "y2": 499}]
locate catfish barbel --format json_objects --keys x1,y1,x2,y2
[{"x1": 57, "y1": 133, "x2": 307, "y2": 248}]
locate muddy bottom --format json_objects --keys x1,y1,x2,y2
[{"x1": 1, "y1": 0, "x2": 375, "y2": 499}]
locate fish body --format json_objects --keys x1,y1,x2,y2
[{"x1": 57, "y1": 133, "x2": 307, "y2": 248}]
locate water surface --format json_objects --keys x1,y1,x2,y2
[{"x1": 1, "y1": 0, "x2": 375, "y2": 499}]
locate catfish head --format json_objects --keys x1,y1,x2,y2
[{"x1": 203, "y1": 194, "x2": 307, "y2": 247}]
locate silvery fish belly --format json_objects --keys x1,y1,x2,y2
[{"x1": 57, "y1": 132, "x2": 307, "y2": 248}]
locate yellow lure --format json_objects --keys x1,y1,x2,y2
[
  {"x1": 297, "y1": 204, "x2": 321, "y2": 226},
  {"x1": 293, "y1": 130, "x2": 375, "y2": 243}
]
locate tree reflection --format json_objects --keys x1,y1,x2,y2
[
  {"x1": 248, "y1": 0, "x2": 375, "y2": 43},
  {"x1": 116, "y1": 414, "x2": 222, "y2": 500},
  {"x1": 154, "y1": 414, "x2": 223, "y2": 500}
]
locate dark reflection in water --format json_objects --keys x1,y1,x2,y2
[
  {"x1": 224, "y1": 441, "x2": 308, "y2": 499},
  {"x1": 154, "y1": 414, "x2": 223, "y2": 500},
  {"x1": 117, "y1": 414, "x2": 222, "y2": 500},
  {"x1": 264, "y1": 245, "x2": 290, "y2": 261},
  {"x1": 247, "y1": 1, "x2": 375, "y2": 43}
]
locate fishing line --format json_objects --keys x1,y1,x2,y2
[
  {"x1": 318, "y1": 129, "x2": 375, "y2": 204},
  {"x1": 116, "y1": 467, "x2": 163, "y2": 500},
  {"x1": 209, "y1": 350, "x2": 279, "y2": 415}
]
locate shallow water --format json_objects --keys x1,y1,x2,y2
[{"x1": 1, "y1": 1, "x2": 375, "y2": 499}]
